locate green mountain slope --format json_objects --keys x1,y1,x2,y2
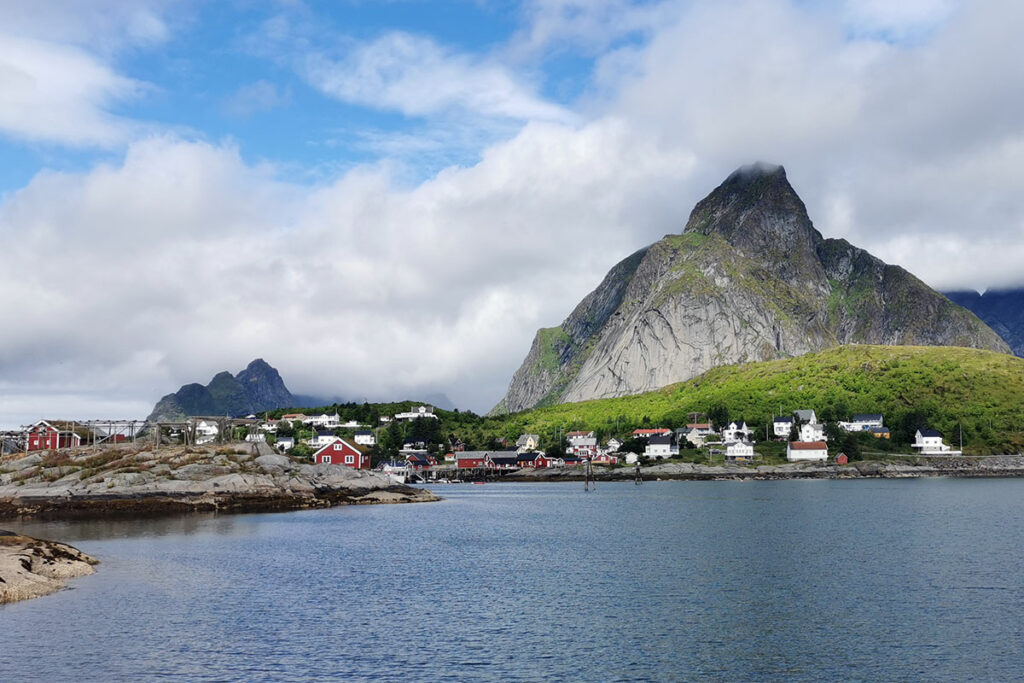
[{"x1": 482, "y1": 345, "x2": 1024, "y2": 454}]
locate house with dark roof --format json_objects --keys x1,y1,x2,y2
[
  {"x1": 772, "y1": 416, "x2": 794, "y2": 438},
  {"x1": 839, "y1": 414, "x2": 884, "y2": 432},
  {"x1": 487, "y1": 453, "x2": 520, "y2": 469},
  {"x1": 645, "y1": 433, "x2": 678, "y2": 459},
  {"x1": 913, "y1": 429, "x2": 960, "y2": 455}
]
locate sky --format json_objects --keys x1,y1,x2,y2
[{"x1": 2, "y1": 0, "x2": 1023, "y2": 426}]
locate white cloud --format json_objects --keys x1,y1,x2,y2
[
  {"x1": 4, "y1": 0, "x2": 1024, "y2": 426},
  {"x1": 511, "y1": 0, "x2": 673, "y2": 56},
  {"x1": 0, "y1": 121, "x2": 693, "y2": 424},
  {"x1": 222, "y1": 80, "x2": 290, "y2": 117},
  {"x1": 0, "y1": 36, "x2": 146, "y2": 147},
  {"x1": 0, "y1": 0, "x2": 176, "y2": 147},
  {"x1": 304, "y1": 31, "x2": 576, "y2": 124}
]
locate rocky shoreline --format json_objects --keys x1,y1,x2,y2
[
  {"x1": 0, "y1": 530, "x2": 98, "y2": 605},
  {"x1": 504, "y1": 455, "x2": 1024, "y2": 482},
  {"x1": 0, "y1": 442, "x2": 438, "y2": 521}
]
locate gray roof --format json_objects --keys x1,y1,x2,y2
[
  {"x1": 773, "y1": 416, "x2": 793, "y2": 423},
  {"x1": 852, "y1": 414, "x2": 883, "y2": 421},
  {"x1": 516, "y1": 434, "x2": 539, "y2": 446},
  {"x1": 794, "y1": 410, "x2": 815, "y2": 422}
]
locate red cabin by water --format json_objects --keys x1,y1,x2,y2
[
  {"x1": 26, "y1": 420, "x2": 81, "y2": 451},
  {"x1": 312, "y1": 438, "x2": 370, "y2": 469}
]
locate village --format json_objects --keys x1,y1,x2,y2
[{"x1": 0, "y1": 404, "x2": 964, "y2": 480}]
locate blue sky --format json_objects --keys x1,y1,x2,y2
[{"x1": 1, "y1": 0, "x2": 1022, "y2": 425}]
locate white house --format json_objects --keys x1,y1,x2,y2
[
  {"x1": 787, "y1": 441, "x2": 829, "y2": 462},
  {"x1": 309, "y1": 430, "x2": 338, "y2": 447},
  {"x1": 799, "y1": 422, "x2": 827, "y2": 442},
  {"x1": 912, "y1": 429, "x2": 961, "y2": 455},
  {"x1": 645, "y1": 434, "x2": 678, "y2": 460},
  {"x1": 194, "y1": 420, "x2": 219, "y2": 445},
  {"x1": 275, "y1": 436, "x2": 295, "y2": 452},
  {"x1": 624, "y1": 451, "x2": 641, "y2": 464},
  {"x1": 839, "y1": 414, "x2": 884, "y2": 432},
  {"x1": 354, "y1": 430, "x2": 376, "y2": 446},
  {"x1": 725, "y1": 441, "x2": 755, "y2": 461},
  {"x1": 606, "y1": 437, "x2": 623, "y2": 453},
  {"x1": 772, "y1": 416, "x2": 794, "y2": 438},
  {"x1": 340, "y1": 420, "x2": 363, "y2": 429},
  {"x1": 722, "y1": 420, "x2": 751, "y2": 443},
  {"x1": 395, "y1": 405, "x2": 439, "y2": 421},
  {"x1": 305, "y1": 413, "x2": 341, "y2": 428}
]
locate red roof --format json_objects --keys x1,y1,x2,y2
[
  {"x1": 566, "y1": 430, "x2": 594, "y2": 437},
  {"x1": 790, "y1": 441, "x2": 828, "y2": 450},
  {"x1": 686, "y1": 423, "x2": 712, "y2": 429},
  {"x1": 633, "y1": 428, "x2": 671, "y2": 436}
]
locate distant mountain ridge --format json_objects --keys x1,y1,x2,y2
[
  {"x1": 147, "y1": 359, "x2": 296, "y2": 422},
  {"x1": 493, "y1": 163, "x2": 1009, "y2": 414},
  {"x1": 944, "y1": 289, "x2": 1024, "y2": 358}
]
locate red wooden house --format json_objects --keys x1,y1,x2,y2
[
  {"x1": 533, "y1": 454, "x2": 555, "y2": 468},
  {"x1": 405, "y1": 453, "x2": 437, "y2": 470},
  {"x1": 456, "y1": 452, "x2": 489, "y2": 468},
  {"x1": 26, "y1": 420, "x2": 81, "y2": 451},
  {"x1": 312, "y1": 438, "x2": 370, "y2": 469},
  {"x1": 835, "y1": 453, "x2": 849, "y2": 465},
  {"x1": 592, "y1": 453, "x2": 619, "y2": 465}
]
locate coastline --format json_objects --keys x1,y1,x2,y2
[
  {"x1": 0, "y1": 442, "x2": 438, "y2": 522},
  {"x1": 502, "y1": 455, "x2": 1024, "y2": 482},
  {"x1": 0, "y1": 530, "x2": 98, "y2": 605}
]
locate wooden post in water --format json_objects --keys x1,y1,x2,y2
[
  {"x1": 584, "y1": 458, "x2": 595, "y2": 491},
  {"x1": 634, "y1": 461, "x2": 642, "y2": 485}
]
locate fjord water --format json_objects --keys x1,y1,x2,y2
[{"x1": 3, "y1": 479, "x2": 1024, "y2": 681}]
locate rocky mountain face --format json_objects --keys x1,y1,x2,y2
[
  {"x1": 493, "y1": 163, "x2": 1010, "y2": 414},
  {"x1": 147, "y1": 359, "x2": 295, "y2": 421},
  {"x1": 943, "y1": 289, "x2": 1024, "y2": 358}
]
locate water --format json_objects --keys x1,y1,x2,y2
[{"x1": 3, "y1": 479, "x2": 1024, "y2": 681}]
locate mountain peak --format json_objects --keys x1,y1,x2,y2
[
  {"x1": 147, "y1": 358, "x2": 295, "y2": 421},
  {"x1": 723, "y1": 161, "x2": 786, "y2": 185},
  {"x1": 493, "y1": 164, "x2": 1010, "y2": 414}
]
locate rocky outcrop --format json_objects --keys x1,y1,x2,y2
[
  {"x1": 945, "y1": 288, "x2": 1024, "y2": 357},
  {"x1": 494, "y1": 163, "x2": 1009, "y2": 413},
  {"x1": 0, "y1": 443, "x2": 438, "y2": 521},
  {"x1": 0, "y1": 531, "x2": 98, "y2": 604},
  {"x1": 147, "y1": 358, "x2": 296, "y2": 422}
]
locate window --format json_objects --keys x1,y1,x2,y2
[
  {"x1": 321, "y1": 455, "x2": 330, "y2": 463},
  {"x1": 345, "y1": 455, "x2": 354, "y2": 464},
  {"x1": 334, "y1": 443, "x2": 342, "y2": 450}
]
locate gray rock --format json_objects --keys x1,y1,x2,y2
[{"x1": 254, "y1": 453, "x2": 294, "y2": 474}]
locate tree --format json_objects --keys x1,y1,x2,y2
[{"x1": 708, "y1": 404, "x2": 729, "y2": 429}]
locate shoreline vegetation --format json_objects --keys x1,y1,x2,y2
[{"x1": 0, "y1": 530, "x2": 98, "y2": 605}]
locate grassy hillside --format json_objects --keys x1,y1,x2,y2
[{"x1": 478, "y1": 345, "x2": 1024, "y2": 454}]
